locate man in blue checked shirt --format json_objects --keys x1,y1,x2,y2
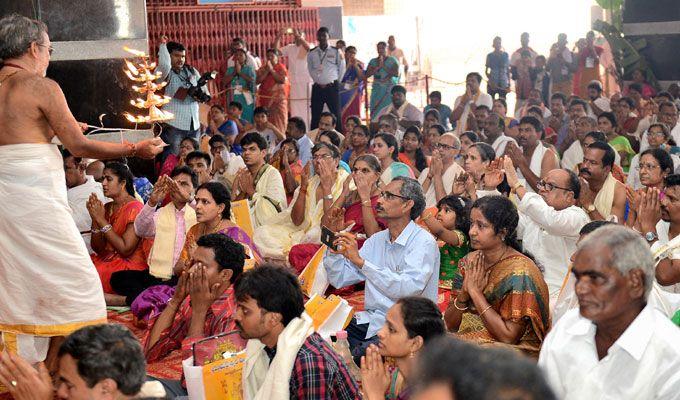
[
  {"x1": 156, "y1": 35, "x2": 209, "y2": 162},
  {"x1": 324, "y1": 176, "x2": 439, "y2": 357}
]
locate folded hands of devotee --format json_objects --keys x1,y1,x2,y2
[
  {"x1": 233, "y1": 168, "x2": 256, "y2": 198},
  {"x1": 504, "y1": 142, "x2": 527, "y2": 170},
  {"x1": 360, "y1": 344, "x2": 390, "y2": 400},
  {"x1": 86, "y1": 192, "x2": 107, "y2": 227},
  {"x1": 636, "y1": 187, "x2": 662, "y2": 232},
  {"x1": 452, "y1": 172, "x2": 476, "y2": 199},
  {"x1": 462, "y1": 252, "x2": 490, "y2": 300},
  {"x1": 577, "y1": 178, "x2": 596, "y2": 209},
  {"x1": 482, "y1": 158, "x2": 505, "y2": 190},
  {"x1": 0, "y1": 351, "x2": 53, "y2": 400}
]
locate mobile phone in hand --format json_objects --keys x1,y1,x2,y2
[{"x1": 321, "y1": 225, "x2": 338, "y2": 251}]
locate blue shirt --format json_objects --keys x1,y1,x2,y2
[
  {"x1": 273, "y1": 135, "x2": 314, "y2": 166},
  {"x1": 485, "y1": 50, "x2": 510, "y2": 89},
  {"x1": 424, "y1": 104, "x2": 452, "y2": 130},
  {"x1": 307, "y1": 46, "x2": 345, "y2": 85},
  {"x1": 323, "y1": 221, "x2": 440, "y2": 338}
]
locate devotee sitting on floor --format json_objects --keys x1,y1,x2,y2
[
  {"x1": 539, "y1": 225, "x2": 680, "y2": 399},
  {"x1": 422, "y1": 122, "x2": 444, "y2": 157},
  {"x1": 275, "y1": 116, "x2": 313, "y2": 165},
  {"x1": 237, "y1": 106, "x2": 285, "y2": 152},
  {"x1": 455, "y1": 142, "x2": 507, "y2": 199},
  {"x1": 445, "y1": 195, "x2": 550, "y2": 358},
  {"x1": 458, "y1": 131, "x2": 479, "y2": 161},
  {"x1": 342, "y1": 123, "x2": 371, "y2": 168},
  {"x1": 0, "y1": 324, "x2": 147, "y2": 400},
  {"x1": 289, "y1": 154, "x2": 385, "y2": 274},
  {"x1": 628, "y1": 123, "x2": 680, "y2": 189},
  {"x1": 324, "y1": 177, "x2": 439, "y2": 357},
  {"x1": 202, "y1": 104, "x2": 239, "y2": 153},
  {"x1": 418, "y1": 133, "x2": 464, "y2": 209},
  {"x1": 308, "y1": 111, "x2": 345, "y2": 144},
  {"x1": 376, "y1": 113, "x2": 402, "y2": 140},
  {"x1": 503, "y1": 115, "x2": 559, "y2": 193},
  {"x1": 108, "y1": 167, "x2": 198, "y2": 307},
  {"x1": 398, "y1": 126, "x2": 428, "y2": 178},
  {"x1": 625, "y1": 149, "x2": 674, "y2": 229},
  {"x1": 144, "y1": 233, "x2": 246, "y2": 397},
  {"x1": 371, "y1": 133, "x2": 414, "y2": 186},
  {"x1": 601, "y1": 111, "x2": 635, "y2": 172},
  {"x1": 185, "y1": 151, "x2": 213, "y2": 185},
  {"x1": 504, "y1": 157, "x2": 589, "y2": 306},
  {"x1": 451, "y1": 72, "x2": 494, "y2": 134},
  {"x1": 361, "y1": 297, "x2": 446, "y2": 400},
  {"x1": 413, "y1": 336, "x2": 556, "y2": 400},
  {"x1": 253, "y1": 142, "x2": 349, "y2": 261},
  {"x1": 577, "y1": 141, "x2": 627, "y2": 222},
  {"x1": 484, "y1": 112, "x2": 516, "y2": 156},
  {"x1": 559, "y1": 115, "x2": 602, "y2": 171},
  {"x1": 231, "y1": 132, "x2": 287, "y2": 228},
  {"x1": 575, "y1": 131, "x2": 626, "y2": 183},
  {"x1": 86, "y1": 159, "x2": 106, "y2": 183},
  {"x1": 208, "y1": 133, "x2": 246, "y2": 187},
  {"x1": 88, "y1": 162, "x2": 149, "y2": 301},
  {"x1": 63, "y1": 149, "x2": 108, "y2": 255},
  {"x1": 373, "y1": 85, "x2": 423, "y2": 131},
  {"x1": 421, "y1": 195, "x2": 471, "y2": 311},
  {"x1": 424, "y1": 90, "x2": 452, "y2": 129},
  {"x1": 317, "y1": 130, "x2": 351, "y2": 172},
  {"x1": 271, "y1": 137, "x2": 304, "y2": 204},
  {"x1": 235, "y1": 265, "x2": 360, "y2": 399},
  {"x1": 161, "y1": 137, "x2": 199, "y2": 178}
]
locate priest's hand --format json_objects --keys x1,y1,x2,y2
[{"x1": 135, "y1": 137, "x2": 166, "y2": 159}]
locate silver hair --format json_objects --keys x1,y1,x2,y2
[
  {"x1": 378, "y1": 113, "x2": 399, "y2": 130},
  {"x1": 578, "y1": 225, "x2": 655, "y2": 299},
  {"x1": 392, "y1": 176, "x2": 425, "y2": 220},
  {"x1": 0, "y1": 14, "x2": 48, "y2": 61}
]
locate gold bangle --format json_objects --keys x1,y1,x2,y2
[
  {"x1": 479, "y1": 304, "x2": 493, "y2": 317},
  {"x1": 452, "y1": 297, "x2": 469, "y2": 311},
  {"x1": 361, "y1": 200, "x2": 372, "y2": 206}
]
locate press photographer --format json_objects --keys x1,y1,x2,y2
[{"x1": 157, "y1": 35, "x2": 214, "y2": 161}]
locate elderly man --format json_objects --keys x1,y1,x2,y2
[
  {"x1": 418, "y1": 133, "x2": 464, "y2": 208},
  {"x1": 324, "y1": 177, "x2": 439, "y2": 356},
  {"x1": 0, "y1": 14, "x2": 162, "y2": 366},
  {"x1": 373, "y1": 85, "x2": 423, "y2": 130},
  {"x1": 307, "y1": 111, "x2": 344, "y2": 144},
  {"x1": 578, "y1": 142, "x2": 626, "y2": 222},
  {"x1": 538, "y1": 225, "x2": 680, "y2": 399},
  {"x1": 505, "y1": 158, "x2": 590, "y2": 305}
]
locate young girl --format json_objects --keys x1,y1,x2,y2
[{"x1": 421, "y1": 195, "x2": 471, "y2": 311}]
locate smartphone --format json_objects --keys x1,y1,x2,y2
[
  {"x1": 286, "y1": 27, "x2": 294, "y2": 34},
  {"x1": 321, "y1": 225, "x2": 338, "y2": 251}
]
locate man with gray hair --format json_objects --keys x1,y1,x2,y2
[
  {"x1": 538, "y1": 225, "x2": 680, "y2": 399},
  {"x1": 0, "y1": 14, "x2": 163, "y2": 367},
  {"x1": 324, "y1": 176, "x2": 439, "y2": 357}
]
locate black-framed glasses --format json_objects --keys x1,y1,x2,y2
[
  {"x1": 312, "y1": 153, "x2": 332, "y2": 161},
  {"x1": 537, "y1": 179, "x2": 572, "y2": 192},
  {"x1": 434, "y1": 143, "x2": 458, "y2": 150},
  {"x1": 380, "y1": 190, "x2": 409, "y2": 201}
]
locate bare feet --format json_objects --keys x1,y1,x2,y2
[{"x1": 104, "y1": 293, "x2": 127, "y2": 306}]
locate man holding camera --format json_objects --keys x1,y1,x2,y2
[{"x1": 157, "y1": 35, "x2": 211, "y2": 161}]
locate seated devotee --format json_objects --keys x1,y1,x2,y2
[
  {"x1": 424, "y1": 90, "x2": 452, "y2": 129},
  {"x1": 586, "y1": 79, "x2": 611, "y2": 117},
  {"x1": 235, "y1": 265, "x2": 360, "y2": 399},
  {"x1": 640, "y1": 101, "x2": 680, "y2": 152},
  {"x1": 636, "y1": 174, "x2": 680, "y2": 292},
  {"x1": 451, "y1": 72, "x2": 494, "y2": 134},
  {"x1": 615, "y1": 96, "x2": 640, "y2": 139},
  {"x1": 160, "y1": 137, "x2": 199, "y2": 178},
  {"x1": 253, "y1": 142, "x2": 349, "y2": 260},
  {"x1": 208, "y1": 134, "x2": 246, "y2": 187},
  {"x1": 456, "y1": 142, "x2": 508, "y2": 199},
  {"x1": 185, "y1": 151, "x2": 213, "y2": 185},
  {"x1": 628, "y1": 123, "x2": 680, "y2": 189},
  {"x1": 625, "y1": 149, "x2": 674, "y2": 229},
  {"x1": 577, "y1": 141, "x2": 627, "y2": 222},
  {"x1": 86, "y1": 159, "x2": 105, "y2": 183},
  {"x1": 412, "y1": 336, "x2": 556, "y2": 400},
  {"x1": 538, "y1": 225, "x2": 680, "y2": 399},
  {"x1": 342, "y1": 123, "x2": 371, "y2": 168},
  {"x1": 526, "y1": 106, "x2": 557, "y2": 146},
  {"x1": 318, "y1": 130, "x2": 351, "y2": 172},
  {"x1": 493, "y1": 97, "x2": 520, "y2": 139},
  {"x1": 398, "y1": 126, "x2": 429, "y2": 177},
  {"x1": 63, "y1": 149, "x2": 108, "y2": 255},
  {"x1": 458, "y1": 131, "x2": 479, "y2": 161},
  {"x1": 557, "y1": 98, "x2": 589, "y2": 155},
  {"x1": 470, "y1": 104, "x2": 491, "y2": 137},
  {"x1": 0, "y1": 324, "x2": 147, "y2": 400},
  {"x1": 308, "y1": 111, "x2": 345, "y2": 144},
  {"x1": 277, "y1": 116, "x2": 313, "y2": 165},
  {"x1": 144, "y1": 233, "x2": 246, "y2": 397},
  {"x1": 421, "y1": 195, "x2": 471, "y2": 311},
  {"x1": 376, "y1": 113, "x2": 402, "y2": 140},
  {"x1": 360, "y1": 297, "x2": 446, "y2": 400},
  {"x1": 504, "y1": 158, "x2": 590, "y2": 305},
  {"x1": 289, "y1": 154, "x2": 385, "y2": 273},
  {"x1": 444, "y1": 195, "x2": 550, "y2": 357},
  {"x1": 108, "y1": 168, "x2": 198, "y2": 307},
  {"x1": 231, "y1": 132, "x2": 287, "y2": 228},
  {"x1": 422, "y1": 122, "x2": 445, "y2": 157},
  {"x1": 373, "y1": 85, "x2": 423, "y2": 131},
  {"x1": 202, "y1": 104, "x2": 239, "y2": 153},
  {"x1": 177, "y1": 182, "x2": 259, "y2": 274},
  {"x1": 503, "y1": 116, "x2": 559, "y2": 193},
  {"x1": 88, "y1": 162, "x2": 148, "y2": 300},
  {"x1": 272, "y1": 137, "x2": 304, "y2": 204},
  {"x1": 484, "y1": 112, "x2": 516, "y2": 156},
  {"x1": 371, "y1": 133, "x2": 414, "y2": 186},
  {"x1": 573, "y1": 131, "x2": 626, "y2": 183},
  {"x1": 343, "y1": 115, "x2": 361, "y2": 145},
  {"x1": 324, "y1": 177, "x2": 439, "y2": 356},
  {"x1": 237, "y1": 106, "x2": 285, "y2": 151},
  {"x1": 418, "y1": 133, "x2": 464, "y2": 209},
  {"x1": 599, "y1": 111, "x2": 635, "y2": 172}
]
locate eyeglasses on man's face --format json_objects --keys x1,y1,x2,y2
[
  {"x1": 380, "y1": 190, "x2": 409, "y2": 201},
  {"x1": 537, "y1": 179, "x2": 572, "y2": 192}
]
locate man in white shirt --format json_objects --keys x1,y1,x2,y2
[
  {"x1": 504, "y1": 116, "x2": 559, "y2": 192},
  {"x1": 451, "y1": 72, "x2": 493, "y2": 134},
  {"x1": 561, "y1": 115, "x2": 597, "y2": 171},
  {"x1": 538, "y1": 225, "x2": 680, "y2": 400},
  {"x1": 485, "y1": 112, "x2": 516, "y2": 156},
  {"x1": 63, "y1": 150, "x2": 108, "y2": 254},
  {"x1": 373, "y1": 85, "x2": 423, "y2": 130},
  {"x1": 275, "y1": 28, "x2": 312, "y2": 128},
  {"x1": 505, "y1": 159, "x2": 589, "y2": 304},
  {"x1": 418, "y1": 133, "x2": 463, "y2": 208},
  {"x1": 307, "y1": 111, "x2": 344, "y2": 144},
  {"x1": 586, "y1": 80, "x2": 611, "y2": 117}
]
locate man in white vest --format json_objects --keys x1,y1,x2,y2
[{"x1": 505, "y1": 115, "x2": 559, "y2": 193}]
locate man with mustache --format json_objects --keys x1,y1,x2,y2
[
  {"x1": 539, "y1": 225, "x2": 680, "y2": 399},
  {"x1": 577, "y1": 141, "x2": 626, "y2": 222},
  {"x1": 324, "y1": 177, "x2": 439, "y2": 357}
]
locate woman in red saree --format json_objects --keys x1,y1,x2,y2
[
  {"x1": 256, "y1": 48, "x2": 290, "y2": 134},
  {"x1": 89, "y1": 162, "x2": 149, "y2": 299},
  {"x1": 288, "y1": 154, "x2": 385, "y2": 274}
]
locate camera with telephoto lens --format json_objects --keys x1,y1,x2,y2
[{"x1": 187, "y1": 70, "x2": 217, "y2": 103}]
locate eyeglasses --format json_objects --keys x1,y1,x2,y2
[
  {"x1": 648, "y1": 130, "x2": 667, "y2": 138},
  {"x1": 37, "y1": 43, "x2": 53, "y2": 55},
  {"x1": 285, "y1": 148, "x2": 297, "y2": 154},
  {"x1": 380, "y1": 190, "x2": 409, "y2": 201},
  {"x1": 636, "y1": 163, "x2": 660, "y2": 171},
  {"x1": 312, "y1": 153, "x2": 332, "y2": 160},
  {"x1": 434, "y1": 143, "x2": 458, "y2": 150},
  {"x1": 537, "y1": 179, "x2": 573, "y2": 192}
]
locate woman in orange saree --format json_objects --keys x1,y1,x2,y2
[
  {"x1": 444, "y1": 195, "x2": 550, "y2": 357},
  {"x1": 256, "y1": 48, "x2": 290, "y2": 134}
]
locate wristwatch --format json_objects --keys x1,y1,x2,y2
[
  {"x1": 585, "y1": 204, "x2": 596, "y2": 213},
  {"x1": 645, "y1": 231, "x2": 658, "y2": 243},
  {"x1": 323, "y1": 194, "x2": 334, "y2": 201}
]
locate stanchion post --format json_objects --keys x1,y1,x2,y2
[
  {"x1": 425, "y1": 74, "x2": 430, "y2": 106},
  {"x1": 364, "y1": 78, "x2": 370, "y2": 125}
]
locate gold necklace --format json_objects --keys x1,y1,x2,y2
[{"x1": 203, "y1": 218, "x2": 223, "y2": 235}]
